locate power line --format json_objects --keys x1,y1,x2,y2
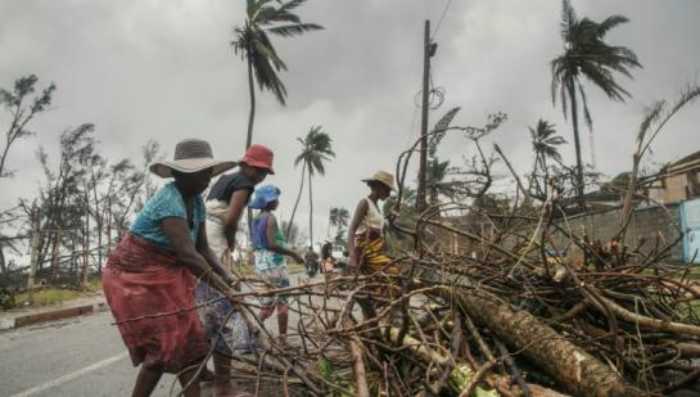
[{"x1": 432, "y1": 0, "x2": 453, "y2": 39}]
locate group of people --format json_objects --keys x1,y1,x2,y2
[{"x1": 101, "y1": 139, "x2": 397, "y2": 397}]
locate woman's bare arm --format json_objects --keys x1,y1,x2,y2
[
  {"x1": 347, "y1": 199, "x2": 368, "y2": 270},
  {"x1": 161, "y1": 218, "x2": 232, "y2": 295},
  {"x1": 265, "y1": 213, "x2": 303, "y2": 263},
  {"x1": 223, "y1": 190, "x2": 250, "y2": 250}
]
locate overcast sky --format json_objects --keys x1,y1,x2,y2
[{"x1": 1, "y1": 0, "x2": 699, "y2": 245}]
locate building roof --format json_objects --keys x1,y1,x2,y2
[{"x1": 671, "y1": 150, "x2": 700, "y2": 168}]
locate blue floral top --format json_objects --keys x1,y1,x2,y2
[
  {"x1": 130, "y1": 182, "x2": 205, "y2": 248},
  {"x1": 251, "y1": 213, "x2": 287, "y2": 272}
]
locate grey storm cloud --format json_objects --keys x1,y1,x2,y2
[{"x1": 1, "y1": 0, "x2": 699, "y2": 241}]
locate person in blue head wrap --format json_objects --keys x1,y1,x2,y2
[{"x1": 249, "y1": 184, "x2": 304, "y2": 345}]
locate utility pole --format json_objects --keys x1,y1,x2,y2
[{"x1": 416, "y1": 20, "x2": 435, "y2": 212}]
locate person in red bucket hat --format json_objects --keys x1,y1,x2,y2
[
  {"x1": 195, "y1": 144, "x2": 274, "y2": 395},
  {"x1": 239, "y1": 144, "x2": 275, "y2": 174}
]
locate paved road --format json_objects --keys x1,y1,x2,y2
[
  {"x1": 0, "y1": 310, "x2": 186, "y2": 397},
  {"x1": 0, "y1": 273, "x2": 314, "y2": 397}
]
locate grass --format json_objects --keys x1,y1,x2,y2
[
  {"x1": 10, "y1": 277, "x2": 103, "y2": 309},
  {"x1": 14, "y1": 288, "x2": 81, "y2": 307},
  {"x1": 232, "y1": 261, "x2": 306, "y2": 276}
]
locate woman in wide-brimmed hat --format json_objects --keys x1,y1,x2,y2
[
  {"x1": 102, "y1": 139, "x2": 241, "y2": 397},
  {"x1": 346, "y1": 170, "x2": 399, "y2": 322},
  {"x1": 347, "y1": 170, "x2": 397, "y2": 274}
]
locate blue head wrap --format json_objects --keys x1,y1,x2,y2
[{"x1": 249, "y1": 184, "x2": 281, "y2": 209}]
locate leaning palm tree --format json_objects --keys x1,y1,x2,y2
[
  {"x1": 232, "y1": 0, "x2": 323, "y2": 148},
  {"x1": 551, "y1": 0, "x2": 641, "y2": 202},
  {"x1": 287, "y1": 126, "x2": 335, "y2": 249}
]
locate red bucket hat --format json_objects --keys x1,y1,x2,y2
[{"x1": 240, "y1": 144, "x2": 275, "y2": 174}]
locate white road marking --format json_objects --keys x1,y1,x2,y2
[{"x1": 9, "y1": 351, "x2": 129, "y2": 397}]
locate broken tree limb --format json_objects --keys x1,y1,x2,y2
[
  {"x1": 349, "y1": 333, "x2": 370, "y2": 397},
  {"x1": 434, "y1": 286, "x2": 644, "y2": 397},
  {"x1": 589, "y1": 291, "x2": 700, "y2": 337}
]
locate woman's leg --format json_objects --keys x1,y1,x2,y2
[
  {"x1": 213, "y1": 351, "x2": 232, "y2": 381},
  {"x1": 132, "y1": 365, "x2": 163, "y2": 397},
  {"x1": 259, "y1": 304, "x2": 274, "y2": 321},
  {"x1": 177, "y1": 366, "x2": 202, "y2": 397},
  {"x1": 277, "y1": 303, "x2": 288, "y2": 345}
]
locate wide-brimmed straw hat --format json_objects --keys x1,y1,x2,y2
[
  {"x1": 149, "y1": 139, "x2": 236, "y2": 178},
  {"x1": 362, "y1": 170, "x2": 396, "y2": 191},
  {"x1": 240, "y1": 144, "x2": 275, "y2": 174}
]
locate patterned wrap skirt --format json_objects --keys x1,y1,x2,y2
[
  {"x1": 353, "y1": 229, "x2": 398, "y2": 275},
  {"x1": 195, "y1": 200, "x2": 255, "y2": 356},
  {"x1": 254, "y1": 249, "x2": 291, "y2": 307},
  {"x1": 102, "y1": 234, "x2": 208, "y2": 373}
]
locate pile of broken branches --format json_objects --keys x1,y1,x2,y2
[{"x1": 170, "y1": 195, "x2": 700, "y2": 397}]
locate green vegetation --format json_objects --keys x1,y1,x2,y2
[{"x1": 14, "y1": 288, "x2": 81, "y2": 307}]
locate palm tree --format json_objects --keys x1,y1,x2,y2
[
  {"x1": 426, "y1": 158, "x2": 452, "y2": 205},
  {"x1": 529, "y1": 119, "x2": 566, "y2": 198},
  {"x1": 232, "y1": 0, "x2": 323, "y2": 148},
  {"x1": 530, "y1": 119, "x2": 566, "y2": 173},
  {"x1": 287, "y1": 126, "x2": 335, "y2": 249},
  {"x1": 551, "y1": 0, "x2": 641, "y2": 202},
  {"x1": 328, "y1": 207, "x2": 350, "y2": 238}
]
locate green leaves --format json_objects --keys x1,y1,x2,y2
[
  {"x1": 233, "y1": 0, "x2": 323, "y2": 106},
  {"x1": 428, "y1": 106, "x2": 460, "y2": 158},
  {"x1": 268, "y1": 23, "x2": 323, "y2": 37},
  {"x1": 296, "y1": 125, "x2": 336, "y2": 175},
  {"x1": 530, "y1": 118, "x2": 565, "y2": 164}
]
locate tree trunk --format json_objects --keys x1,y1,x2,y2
[
  {"x1": 568, "y1": 80, "x2": 585, "y2": 206},
  {"x1": 540, "y1": 153, "x2": 550, "y2": 198},
  {"x1": 27, "y1": 206, "x2": 40, "y2": 305},
  {"x1": 0, "y1": 246, "x2": 6, "y2": 275},
  {"x1": 51, "y1": 228, "x2": 62, "y2": 280},
  {"x1": 438, "y1": 286, "x2": 642, "y2": 397},
  {"x1": 0, "y1": 135, "x2": 14, "y2": 179},
  {"x1": 308, "y1": 170, "x2": 314, "y2": 250},
  {"x1": 80, "y1": 205, "x2": 89, "y2": 289},
  {"x1": 244, "y1": 55, "x2": 257, "y2": 237},
  {"x1": 245, "y1": 55, "x2": 256, "y2": 149},
  {"x1": 286, "y1": 161, "x2": 306, "y2": 239}
]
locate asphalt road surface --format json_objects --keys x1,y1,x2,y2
[{"x1": 0, "y1": 273, "x2": 313, "y2": 397}]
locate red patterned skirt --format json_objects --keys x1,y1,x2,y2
[{"x1": 102, "y1": 234, "x2": 208, "y2": 373}]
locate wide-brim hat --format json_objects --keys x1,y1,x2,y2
[
  {"x1": 249, "y1": 184, "x2": 281, "y2": 209},
  {"x1": 362, "y1": 170, "x2": 396, "y2": 191},
  {"x1": 149, "y1": 138, "x2": 236, "y2": 178},
  {"x1": 240, "y1": 144, "x2": 275, "y2": 174}
]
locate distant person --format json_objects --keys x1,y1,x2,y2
[
  {"x1": 304, "y1": 247, "x2": 320, "y2": 278},
  {"x1": 347, "y1": 170, "x2": 397, "y2": 275},
  {"x1": 249, "y1": 185, "x2": 304, "y2": 346},
  {"x1": 195, "y1": 144, "x2": 273, "y2": 393},
  {"x1": 320, "y1": 240, "x2": 335, "y2": 273},
  {"x1": 101, "y1": 139, "x2": 238, "y2": 397}
]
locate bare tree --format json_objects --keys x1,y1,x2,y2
[
  {"x1": 0, "y1": 75, "x2": 56, "y2": 180},
  {"x1": 0, "y1": 75, "x2": 55, "y2": 275}
]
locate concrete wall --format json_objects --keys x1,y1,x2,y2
[
  {"x1": 550, "y1": 204, "x2": 683, "y2": 261},
  {"x1": 437, "y1": 204, "x2": 684, "y2": 262}
]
